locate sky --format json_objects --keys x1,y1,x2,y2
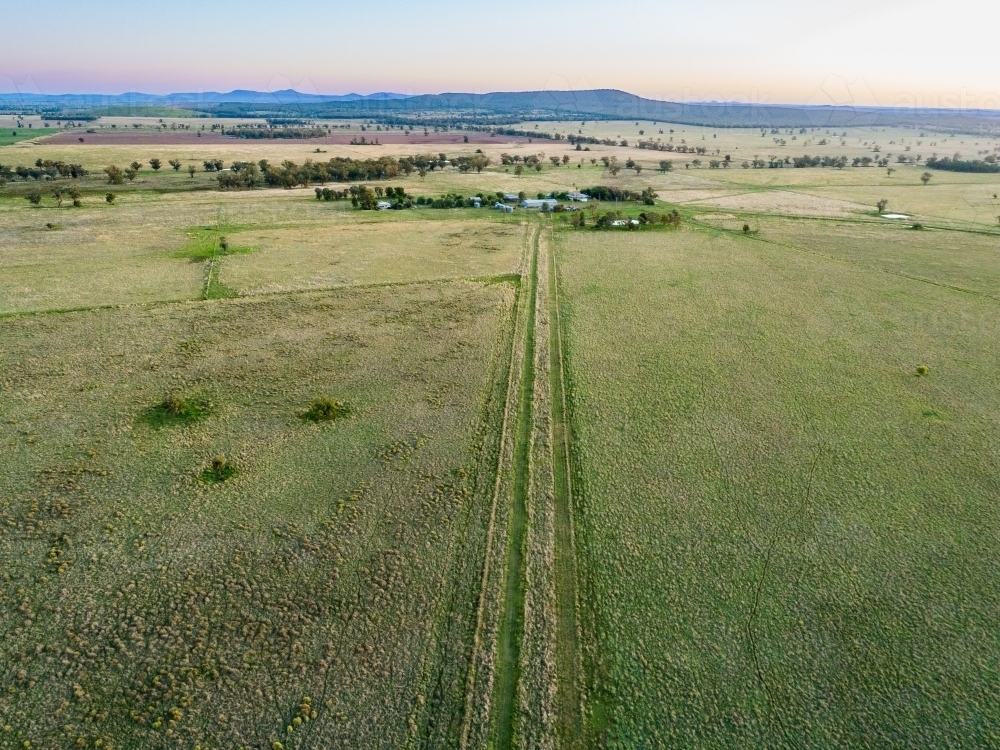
[{"x1": 2, "y1": 0, "x2": 998, "y2": 109}]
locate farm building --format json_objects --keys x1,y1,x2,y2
[
  {"x1": 567, "y1": 192, "x2": 590, "y2": 202},
  {"x1": 520, "y1": 199, "x2": 558, "y2": 210},
  {"x1": 376, "y1": 201, "x2": 393, "y2": 210},
  {"x1": 504, "y1": 194, "x2": 520, "y2": 202}
]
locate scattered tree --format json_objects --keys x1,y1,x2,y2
[
  {"x1": 130, "y1": 161, "x2": 142, "y2": 172},
  {"x1": 104, "y1": 165, "x2": 125, "y2": 185},
  {"x1": 26, "y1": 189, "x2": 42, "y2": 206},
  {"x1": 743, "y1": 223, "x2": 751, "y2": 234},
  {"x1": 169, "y1": 159, "x2": 182, "y2": 171},
  {"x1": 876, "y1": 199, "x2": 889, "y2": 214},
  {"x1": 514, "y1": 165, "x2": 524, "y2": 177},
  {"x1": 188, "y1": 165, "x2": 196, "y2": 177},
  {"x1": 921, "y1": 172, "x2": 932, "y2": 185},
  {"x1": 149, "y1": 158, "x2": 162, "y2": 171},
  {"x1": 106, "y1": 193, "x2": 116, "y2": 204}
]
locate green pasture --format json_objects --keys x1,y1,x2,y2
[
  {"x1": 2, "y1": 124, "x2": 1000, "y2": 748},
  {"x1": 0, "y1": 128, "x2": 61, "y2": 147},
  {"x1": 555, "y1": 221, "x2": 1000, "y2": 747}
]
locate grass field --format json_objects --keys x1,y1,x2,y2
[
  {"x1": 3, "y1": 124, "x2": 1000, "y2": 748},
  {"x1": 0, "y1": 129, "x2": 61, "y2": 147},
  {"x1": 0, "y1": 280, "x2": 517, "y2": 749},
  {"x1": 554, "y1": 224, "x2": 1000, "y2": 747},
  {"x1": 0, "y1": 189, "x2": 524, "y2": 314}
]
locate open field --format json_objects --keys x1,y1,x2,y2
[
  {"x1": 0, "y1": 189, "x2": 524, "y2": 314},
  {"x1": 554, "y1": 223, "x2": 1000, "y2": 747},
  {"x1": 3, "y1": 124, "x2": 1000, "y2": 748},
  {"x1": 0, "y1": 129, "x2": 61, "y2": 147},
  {"x1": 0, "y1": 280, "x2": 518, "y2": 749}
]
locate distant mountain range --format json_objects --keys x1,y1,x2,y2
[
  {"x1": 0, "y1": 89, "x2": 411, "y2": 106},
  {"x1": 2, "y1": 88, "x2": 998, "y2": 132}
]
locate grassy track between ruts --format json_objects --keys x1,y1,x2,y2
[
  {"x1": 458, "y1": 223, "x2": 532, "y2": 750},
  {"x1": 546, "y1": 228, "x2": 586, "y2": 749},
  {"x1": 491, "y1": 224, "x2": 540, "y2": 750}
]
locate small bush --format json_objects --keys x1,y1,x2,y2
[
  {"x1": 141, "y1": 394, "x2": 210, "y2": 428},
  {"x1": 303, "y1": 397, "x2": 351, "y2": 422},
  {"x1": 105, "y1": 193, "x2": 116, "y2": 205},
  {"x1": 743, "y1": 223, "x2": 751, "y2": 234},
  {"x1": 916, "y1": 365, "x2": 929, "y2": 376},
  {"x1": 911, "y1": 223, "x2": 923, "y2": 230},
  {"x1": 201, "y1": 455, "x2": 236, "y2": 484}
]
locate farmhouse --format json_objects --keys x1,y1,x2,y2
[
  {"x1": 503, "y1": 194, "x2": 520, "y2": 202},
  {"x1": 567, "y1": 191, "x2": 590, "y2": 202}
]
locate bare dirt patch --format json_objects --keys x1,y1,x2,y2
[{"x1": 42, "y1": 131, "x2": 532, "y2": 146}]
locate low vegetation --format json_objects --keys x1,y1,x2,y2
[
  {"x1": 302, "y1": 397, "x2": 351, "y2": 422},
  {"x1": 141, "y1": 394, "x2": 211, "y2": 428}
]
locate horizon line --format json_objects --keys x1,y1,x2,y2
[{"x1": 1, "y1": 88, "x2": 999, "y2": 114}]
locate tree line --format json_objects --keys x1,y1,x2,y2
[
  {"x1": 589, "y1": 209, "x2": 681, "y2": 229},
  {"x1": 792, "y1": 155, "x2": 849, "y2": 169},
  {"x1": 222, "y1": 125, "x2": 329, "y2": 140},
  {"x1": 0, "y1": 160, "x2": 88, "y2": 183},
  {"x1": 925, "y1": 156, "x2": 1000, "y2": 173},
  {"x1": 316, "y1": 185, "x2": 413, "y2": 209},
  {"x1": 637, "y1": 140, "x2": 708, "y2": 154},
  {"x1": 583, "y1": 186, "x2": 658, "y2": 205},
  {"x1": 216, "y1": 154, "x2": 486, "y2": 190}
]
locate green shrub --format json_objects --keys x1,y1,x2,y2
[
  {"x1": 201, "y1": 455, "x2": 236, "y2": 484},
  {"x1": 303, "y1": 397, "x2": 351, "y2": 422},
  {"x1": 916, "y1": 365, "x2": 929, "y2": 376},
  {"x1": 141, "y1": 394, "x2": 210, "y2": 428}
]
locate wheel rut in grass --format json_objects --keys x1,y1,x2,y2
[
  {"x1": 491, "y1": 224, "x2": 540, "y2": 750},
  {"x1": 546, "y1": 230, "x2": 585, "y2": 749}
]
